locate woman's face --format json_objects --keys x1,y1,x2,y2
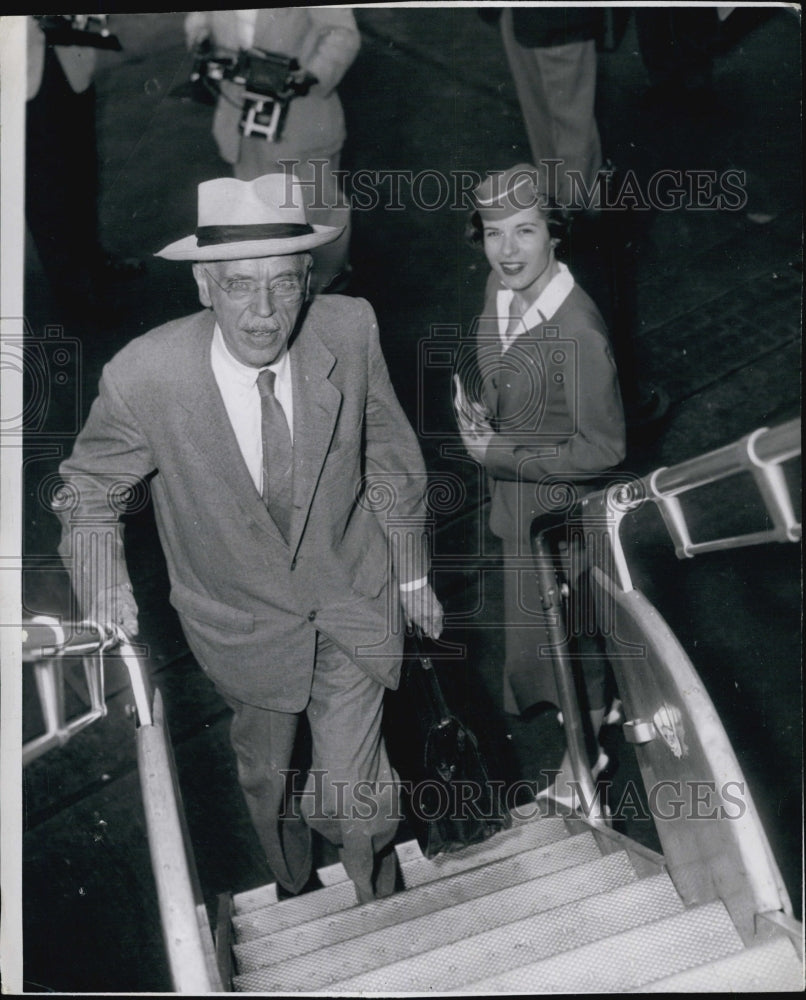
[{"x1": 482, "y1": 206, "x2": 556, "y2": 306}]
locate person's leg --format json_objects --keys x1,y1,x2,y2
[
  {"x1": 501, "y1": 535, "x2": 559, "y2": 716},
  {"x1": 636, "y1": 8, "x2": 716, "y2": 95},
  {"x1": 225, "y1": 694, "x2": 313, "y2": 894},
  {"x1": 25, "y1": 47, "x2": 99, "y2": 311},
  {"x1": 501, "y1": 9, "x2": 601, "y2": 210},
  {"x1": 302, "y1": 633, "x2": 401, "y2": 903}
]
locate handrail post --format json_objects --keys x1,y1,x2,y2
[{"x1": 531, "y1": 525, "x2": 608, "y2": 826}]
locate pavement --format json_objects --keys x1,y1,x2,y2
[{"x1": 9, "y1": 7, "x2": 802, "y2": 993}]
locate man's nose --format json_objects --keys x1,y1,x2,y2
[{"x1": 252, "y1": 285, "x2": 275, "y2": 317}]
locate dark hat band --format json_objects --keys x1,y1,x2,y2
[{"x1": 196, "y1": 222, "x2": 314, "y2": 247}]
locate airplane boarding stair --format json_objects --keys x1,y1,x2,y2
[{"x1": 23, "y1": 419, "x2": 803, "y2": 992}]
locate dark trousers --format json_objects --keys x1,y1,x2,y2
[
  {"x1": 635, "y1": 8, "x2": 718, "y2": 92},
  {"x1": 25, "y1": 46, "x2": 101, "y2": 309}
]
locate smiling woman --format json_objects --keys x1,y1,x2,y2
[
  {"x1": 481, "y1": 206, "x2": 558, "y2": 309},
  {"x1": 454, "y1": 163, "x2": 626, "y2": 803}
]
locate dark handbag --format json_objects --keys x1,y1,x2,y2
[{"x1": 395, "y1": 630, "x2": 511, "y2": 859}]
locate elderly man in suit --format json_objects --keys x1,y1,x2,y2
[{"x1": 57, "y1": 172, "x2": 443, "y2": 903}]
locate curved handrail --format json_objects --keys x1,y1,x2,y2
[
  {"x1": 137, "y1": 688, "x2": 223, "y2": 993},
  {"x1": 612, "y1": 418, "x2": 801, "y2": 561},
  {"x1": 22, "y1": 617, "x2": 223, "y2": 990}
]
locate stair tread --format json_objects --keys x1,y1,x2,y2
[
  {"x1": 234, "y1": 866, "x2": 681, "y2": 992},
  {"x1": 636, "y1": 934, "x2": 805, "y2": 992},
  {"x1": 232, "y1": 813, "x2": 569, "y2": 932},
  {"x1": 456, "y1": 898, "x2": 743, "y2": 994},
  {"x1": 233, "y1": 829, "x2": 602, "y2": 949},
  {"x1": 233, "y1": 844, "x2": 633, "y2": 981}
]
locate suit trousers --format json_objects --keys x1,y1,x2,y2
[
  {"x1": 501, "y1": 8, "x2": 601, "y2": 210},
  {"x1": 225, "y1": 632, "x2": 400, "y2": 902}
]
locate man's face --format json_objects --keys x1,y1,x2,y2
[
  {"x1": 482, "y1": 206, "x2": 555, "y2": 306},
  {"x1": 193, "y1": 254, "x2": 311, "y2": 367}
]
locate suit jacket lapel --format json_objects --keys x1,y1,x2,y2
[
  {"x1": 175, "y1": 312, "x2": 284, "y2": 542},
  {"x1": 287, "y1": 315, "x2": 341, "y2": 555}
]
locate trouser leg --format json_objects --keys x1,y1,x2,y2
[
  {"x1": 225, "y1": 694, "x2": 313, "y2": 894},
  {"x1": 301, "y1": 634, "x2": 401, "y2": 903},
  {"x1": 501, "y1": 10, "x2": 601, "y2": 209},
  {"x1": 25, "y1": 47, "x2": 100, "y2": 309}
]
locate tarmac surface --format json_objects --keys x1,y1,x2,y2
[{"x1": 9, "y1": 7, "x2": 803, "y2": 994}]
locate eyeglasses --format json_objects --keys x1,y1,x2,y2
[{"x1": 204, "y1": 269, "x2": 306, "y2": 302}]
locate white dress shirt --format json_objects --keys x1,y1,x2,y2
[
  {"x1": 210, "y1": 323, "x2": 426, "y2": 592},
  {"x1": 497, "y1": 261, "x2": 575, "y2": 351}
]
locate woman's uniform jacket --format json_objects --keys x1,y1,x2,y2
[
  {"x1": 57, "y1": 295, "x2": 428, "y2": 712},
  {"x1": 475, "y1": 271, "x2": 626, "y2": 544}
]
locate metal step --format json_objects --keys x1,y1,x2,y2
[
  {"x1": 320, "y1": 869, "x2": 684, "y2": 993},
  {"x1": 233, "y1": 843, "x2": 633, "y2": 986},
  {"x1": 636, "y1": 934, "x2": 804, "y2": 992},
  {"x1": 231, "y1": 813, "x2": 569, "y2": 935},
  {"x1": 457, "y1": 898, "x2": 743, "y2": 993},
  {"x1": 234, "y1": 827, "x2": 598, "y2": 948}
]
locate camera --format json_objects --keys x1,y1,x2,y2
[
  {"x1": 34, "y1": 14, "x2": 122, "y2": 51},
  {"x1": 190, "y1": 43, "x2": 316, "y2": 142}
]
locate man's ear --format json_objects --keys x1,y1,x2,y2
[
  {"x1": 302, "y1": 253, "x2": 313, "y2": 297},
  {"x1": 192, "y1": 262, "x2": 213, "y2": 308}
]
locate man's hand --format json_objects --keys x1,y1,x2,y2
[
  {"x1": 400, "y1": 583, "x2": 444, "y2": 639},
  {"x1": 90, "y1": 583, "x2": 139, "y2": 638},
  {"x1": 454, "y1": 375, "x2": 494, "y2": 464},
  {"x1": 281, "y1": 67, "x2": 318, "y2": 99}
]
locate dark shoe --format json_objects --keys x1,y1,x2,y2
[{"x1": 275, "y1": 870, "x2": 324, "y2": 902}]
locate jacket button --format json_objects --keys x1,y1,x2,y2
[{"x1": 307, "y1": 610, "x2": 317, "y2": 622}]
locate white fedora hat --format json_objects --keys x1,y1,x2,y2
[{"x1": 155, "y1": 173, "x2": 344, "y2": 261}]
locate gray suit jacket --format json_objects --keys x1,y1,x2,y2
[
  {"x1": 58, "y1": 295, "x2": 428, "y2": 710},
  {"x1": 475, "y1": 275, "x2": 626, "y2": 543}
]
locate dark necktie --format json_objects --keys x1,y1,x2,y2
[{"x1": 257, "y1": 368, "x2": 293, "y2": 540}]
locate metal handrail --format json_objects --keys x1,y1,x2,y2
[
  {"x1": 137, "y1": 688, "x2": 224, "y2": 992},
  {"x1": 22, "y1": 618, "x2": 116, "y2": 766},
  {"x1": 531, "y1": 526, "x2": 610, "y2": 827},
  {"x1": 22, "y1": 617, "x2": 224, "y2": 990},
  {"x1": 613, "y1": 418, "x2": 801, "y2": 560},
  {"x1": 528, "y1": 418, "x2": 801, "y2": 829}
]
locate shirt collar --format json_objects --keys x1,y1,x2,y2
[
  {"x1": 496, "y1": 261, "x2": 575, "y2": 343},
  {"x1": 211, "y1": 323, "x2": 290, "y2": 388}
]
